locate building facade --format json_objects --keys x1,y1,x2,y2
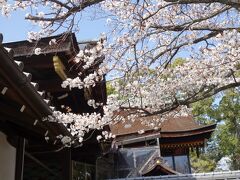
[
  {"x1": 0, "y1": 33, "x2": 106, "y2": 180},
  {"x1": 96, "y1": 113, "x2": 216, "y2": 179}
]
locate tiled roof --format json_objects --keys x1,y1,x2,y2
[
  {"x1": 110, "y1": 114, "x2": 212, "y2": 136},
  {"x1": 3, "y1": 33, "x2": 79, "y2": 57}
]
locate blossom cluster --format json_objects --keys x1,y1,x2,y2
[
  {"x1": 43, "y1": 94, "x2": 119, "y2": 145},
  {"x1": 62, "y1": 39, "x2": 108, "y2": 89}
]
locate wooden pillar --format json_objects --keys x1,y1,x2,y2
[
  {"x1": 15, "y1": 137, "x2": 25, "y2": 180},
  {"x1": 62, "y1": 148, "x2": 72, "y2": 180},
  {"x1": 196, "y1": 147, "x2": 200, "y2": 157},
  {"x1": 187, "y1": 154, "x2": 192, "y2": 173},
  {"x1": 157, "y1": 138, "x2": 161, "y2": 156}
]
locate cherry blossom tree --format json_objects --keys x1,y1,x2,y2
[{"x1": 1, "y1": 0, "x2": 240, "y2": 144}]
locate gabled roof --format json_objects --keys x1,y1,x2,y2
[{"x1": 141, "y1": 157, "x2": 179, "y2": 176}]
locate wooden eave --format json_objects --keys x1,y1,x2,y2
[
  {"x1": 160, "y1": 123, "x2": 216, "y2": 138},
  {"x1": 115, "y1": 124, "x2": 215, "y2": 141},
  {"x1": 160, "y1": 140, "x2": 205, "y2": 149},
  {"x1": 1, "y1": 33, "x2": 107, "y2": 147},
  {"x1": 3, "y1": 33, "x2": 79, "y2": 57},
  {"x1": 3, "y1": 33, "x2": 107, "y2": 114},
  {"x1": 0, "y1": 39, "x2": 72, "y2": 143}
]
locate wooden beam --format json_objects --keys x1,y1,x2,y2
[
  {"x1": 25, "y1": 143, "x2": 63, "y2": 154},
  {"x1": 0, "y1": 101, "x2": 58, "y2": 141},
  {"x1": 0, "y1": 100, "x2": 35, "y2": 123},
  {"x1": 36, "y1": 79, "x2": 69, "y2": 92},
  {"x1": 15, "y1": 137, "x2": 25, "y2": 180},
  {"x1": 25, "y1": 152, "x2": 58, "y2": 177},
  {"x1": 0, "y1": 88, "x2": 37, "y2": 118},
  {"x1": 0, "y1": 115, "x2": 44, "y2": 143},
  {"x1": 21, "y1": 59, "x2": 53, "y2": 69}
]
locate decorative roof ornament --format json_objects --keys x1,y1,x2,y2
[{"x1": 53, "y1": 55, "x2": 67, "y2": 80}]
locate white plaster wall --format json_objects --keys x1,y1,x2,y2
[{"x1": 0, "y1": 131, "x2": 16, "y2": 180}]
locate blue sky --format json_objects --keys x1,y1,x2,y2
[{"x1": 0, "y1": 10, "x2": 107, "y2": 43}]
